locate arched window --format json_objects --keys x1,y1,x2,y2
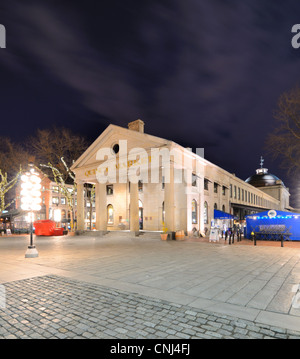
[
  {"x1": 192, "y1": 199, "x2": 197, "y2": 224},
  {"x1": 107, "y1": 204, "x2": 114, "y2": 225},
  {"x1": 204, "y1": 202, "x2": 208, "y2": 224},
  {"x1": 214, "y1": 203, "x2": 217, "y2": 210},
  {"x1": 222, "y1": 205, "x2": 225, "y2": 212}
]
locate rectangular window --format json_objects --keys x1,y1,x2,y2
[
  {"x1": 214, "y1": 182, "x2": 218, "y2": 193},
  {"x1": 242, "y1": 189, "x2": 244, "y2": 201},
  {"x1": 222, "y1": 186, "x2": 226, "y2": 196},
  {"x1": 162, "y1": 176, "x2": 165, "y2": 190},
  {"x1": 238, "y1": 188, "x2": 240, "y2": 200},
  {"x1": 61, "y1": 197, "x2": 66, "y2": 205},
  {"x1": 230, "y1": 184, "x2": 232, "y2": 198},
  {"x1": 138, "y1": 180, "x2": 143, "y2": 192},
  {"x1": 52, "y1": 186, "x2": 59, "y2": 193},
  {"x1": 52, "y1": 197, "x2": 59, "y2": 204},
  {"x1": 192, "y1": 174, "x2": 197, "y2": 187},
  {"x1": 204, "y1": 178, "x2": 209, "y2": 191},
  {"x1": 234, "y1": 186, "x2": 237, "y2": 199},
  {"x1": 106, "y1": 185, "x2": 113, "y2": 195}
]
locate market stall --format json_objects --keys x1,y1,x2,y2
[{"x1": 245, "y1": 210, "x2": 300, "y2": 241}]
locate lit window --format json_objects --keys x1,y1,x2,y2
[
  {"x1": 192, "y1": 199, "x2": 197, "y2": 224},
  {"x1": 138, "y1": 180, "x2": 143, "y2": 192},
  {"x1": 106, "y1": 185, "x2": 113, "y2": 195},
  {"x1": 107, "y1": 204, "x2": 114, "y2": 225},
  {"x1": 204, "y1": 202, "x2": 208, "y2": 224}
]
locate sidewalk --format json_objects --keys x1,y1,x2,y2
[{"x1": 0, "y1": 233, "x2": 300, "y2": 338}]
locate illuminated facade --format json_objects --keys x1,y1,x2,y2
[{"x1": 71, "y1": 120, "x2": 289, "y2": 235}]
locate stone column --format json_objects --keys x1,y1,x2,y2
[
  {"x1": 164, "y1": 164, "x2": 175, "y2": 236},
  {"x1": 76, "y1": 182, "x2": 85, "y2": 231},
  {"x1": 130, "y1": 181, "x2": 139, "y2": 234},
  {"x1": 95, "y1": 183, "x2": 107, "y2": 231}
]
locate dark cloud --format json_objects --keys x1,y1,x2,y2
[{"x1": 0, "y1": 0, "x2": 300, "y2": 206}]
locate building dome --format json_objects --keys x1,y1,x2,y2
[{"x1": 245, "y1": 157, "x2": 283, "y2": 187}]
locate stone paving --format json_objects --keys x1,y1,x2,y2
[
  {"x1": 0, "y1": 274, "x2": 300, "y2": 339},
  {"x1": 1, "y1": 233, "x2": 300, "y2": 339}
]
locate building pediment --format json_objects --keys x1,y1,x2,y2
[{"x1": 71, "y1": 123, "x2": 171, "y2": 181}]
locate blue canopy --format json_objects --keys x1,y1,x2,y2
[
  {"x1": 245, "y1": 210, "x2": 300, "y2": 241},
  {"x1": 214, "y1": 209, "x2": 236, "y2": 220}
]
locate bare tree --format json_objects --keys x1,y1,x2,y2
[
  {"x1": 28, "y1": 127, "x2": 89, "y2": 181},
  {"x1": 266, "y1": 86, "x2": 300, "y2": 174},
  {"x1": 0, "y1": 169, "x2": 21, "y2": 214},
  {"x1": 40, "y1": 158, "x2": 77, "y2": 231},
  {"x1": 0, "y1": 137, "x2": 30, "y2": 177}
]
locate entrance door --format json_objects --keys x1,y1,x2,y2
[{"x1": 139, "y1": 208, "x2": 143, "y2": 230}]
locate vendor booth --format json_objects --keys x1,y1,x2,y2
[
  {"x1": 210, "y1": 209, "x2": 237, "y2": 241},
  {"x1": 245, "y1": 210, "x2": 300, "y2": 241}
]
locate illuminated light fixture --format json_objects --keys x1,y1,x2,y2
[
  {"x1": 53, "y1": 209, "x2": 61, "y2": 223},
  {"x1": 21, "y1": 166, "x2": 41, "y2": 258}
]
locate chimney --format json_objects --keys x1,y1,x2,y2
[{"x1": 128, "y1": 119, "x2": 145, "y2": 133}]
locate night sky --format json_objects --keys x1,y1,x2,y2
[{"x1": 1, "y1": 1, "x2": 300, "y2": 206}]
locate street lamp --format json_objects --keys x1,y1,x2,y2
[{"x1": 20, "y1": 166, "x2": 41, "y2": 258}]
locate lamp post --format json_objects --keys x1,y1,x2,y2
[{"x1": 20, "y1": 166, "x2": 41, "y2": 258}]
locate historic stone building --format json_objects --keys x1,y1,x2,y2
[{"x1": 71, "y1": 120, "x2": 290, "y2": 235}]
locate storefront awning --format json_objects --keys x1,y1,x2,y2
[{"x1": 214, "y1": 209, "x2": 236, "y2": 219}]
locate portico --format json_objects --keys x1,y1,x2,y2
[{"x1": 71, "y1": 120, "x2": 179, "y2": 234}]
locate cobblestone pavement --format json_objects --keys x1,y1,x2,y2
[{"x1": 1, "y1": 275, "x2": 300, "y2": 339}]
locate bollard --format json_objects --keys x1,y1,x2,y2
[
  {"x1": 254, "y1": 234, "x2": 256, "y2": 246},
  {"x1": 281, "y1": 234, "x2": 284, "y2": 248}
]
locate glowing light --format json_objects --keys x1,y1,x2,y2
[
  {"x1": 20, "y1": 171, "x2": 41, "y2": 212},
  {"x1": 54, "y1": 209, "x2": 61, "y2": 222}
]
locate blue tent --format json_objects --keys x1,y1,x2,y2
[
  {"x1": 245, "y1": 210, "x2": 300, "y2": 241},
  {"x1": 214, "y1": 209, "x2": 237, "y2": 220}
]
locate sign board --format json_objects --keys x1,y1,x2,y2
[
  {"x1": 6, "y1": 229, "x2": 11, "y2": 235},
  {"x1": 268, "y1": 210, "x2": 277, "y2": 218},
  {"x1": 209, "y1": 228, "x2": 219, "y2": 242}
]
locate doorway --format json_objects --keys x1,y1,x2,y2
[{"x1": 139, "y1": 200, "x2": 143, "y2": 230}]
